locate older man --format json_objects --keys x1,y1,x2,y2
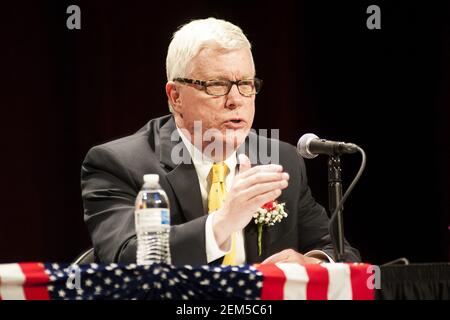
[{"x1": 81, "y1": 18, "x2": 360, "y2": 265}]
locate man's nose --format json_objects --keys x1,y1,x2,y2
[{"x1": 225, "y1": 84, "x2": 243, "y2": 109}]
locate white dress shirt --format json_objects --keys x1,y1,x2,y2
[
  {"x1": 176, "y1": 127, "x2": 333, "y2": 264},
  {"x1": 177, "y1": 127, "x2": 246, "y2": 264}
]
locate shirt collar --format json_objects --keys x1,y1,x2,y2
[{"x1": 176, "y1": 126, "x2": 237, "y2": 180}]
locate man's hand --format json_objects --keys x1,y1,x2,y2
[
  {"x1": 212, "y1": 154, "x2": 289, "y2": 248},
  {"x1": 261, "y1": 249, "x2": 323, "y2": 265}
]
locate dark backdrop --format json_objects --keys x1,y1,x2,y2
[{"x1": 1, "y1": 0, "x2": 449, "y2": 264}]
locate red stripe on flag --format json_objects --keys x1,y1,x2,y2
[
  {"x1": 255, "y1": 264, "x2": 286, "y2": 300},
  {"x1": 304, "y1": 264, "x2": 329, "y2": 300},
  {"x1": 350, "y1": 263, "x2": 375, "y2": 300},
  {"x1": 19, "y1": 263, "x2": 50, "y2": 300}
]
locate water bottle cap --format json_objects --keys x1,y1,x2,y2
[{"x1": 143, "y1": 174, "x2": 159, "y2": 184}]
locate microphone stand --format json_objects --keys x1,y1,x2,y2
[{"x1": 328, "y1": 155, "x2": 345, "y2": 262}]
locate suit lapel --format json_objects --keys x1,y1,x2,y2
[
  {"x1": 237, "y1": 132, "x2": 265, "y2": 263},
  {"x1": 158, "y1": 117, "x2": 204, "y2": 222}
]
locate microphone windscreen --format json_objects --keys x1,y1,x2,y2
[{"x1": 297, "y1": 133, "x2": 319, "y2": 159}]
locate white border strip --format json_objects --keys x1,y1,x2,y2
[{"x1": 0, "y1": 263, "x2": 26, "y2": 300}]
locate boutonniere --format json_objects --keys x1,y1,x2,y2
[{"x1": 253, "y1": 201, "x2": 288, "y2": 256}]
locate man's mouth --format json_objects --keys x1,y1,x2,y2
[{"x1": 224, "y1": 118, "x2": 246, "y2": 129}]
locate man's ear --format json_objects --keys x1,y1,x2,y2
[{"x1": 166, "y1": 81, "x2": 182, "y2": 113}]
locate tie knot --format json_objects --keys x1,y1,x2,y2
[{"x1": 211, "y1": 162, "x2": 229, "y2": 183}]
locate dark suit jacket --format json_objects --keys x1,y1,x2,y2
[{"x1": 81, "y1": 115, "x2": 360, "y2": 265}]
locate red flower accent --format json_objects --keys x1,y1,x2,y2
[{"x1": 262, "y1": 201, "x2": 277, "y2": 211}]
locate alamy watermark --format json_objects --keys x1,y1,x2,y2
[
  {"x1": 66, "y1": 5, "x2": 380, "y2": 31},
  {"x1": 367, "y1": 265, "x2": 381, "y2": 289},
  {"x1": 170, "y1": 121, "x2": 280, "y2": 165},
  {"x1": 367, "y1": 5, "x2": 381, "y2": 30},
  {"x1": 66, "y1": 5, "x2": 81, "y2": 30},
  {"x1": 66, "y1": 264, "x2": 82, "y2": 290}
]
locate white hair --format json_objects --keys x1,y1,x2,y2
[{"x1": 166, "y1": 17, "x2": 253, "y2": 82}]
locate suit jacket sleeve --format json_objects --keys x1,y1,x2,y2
[{"x1": 81, "y1": 144, "x2": 208, "y2": 265}]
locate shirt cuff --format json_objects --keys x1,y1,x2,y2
[
  {"x1": 304, "y1": 250, "x2": 335, "y2": 263},
  {"x1": 205, "y1": 212, "x2": 232, "y2": 263}
]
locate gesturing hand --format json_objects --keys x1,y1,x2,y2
[{"x1": 212, "y1": 154, "x2": 289, "y2": 248}]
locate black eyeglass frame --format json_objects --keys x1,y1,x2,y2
[{"x1": 173, "y1": 77, "x2": 263, "y2": 97}]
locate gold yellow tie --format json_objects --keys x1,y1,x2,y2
[{"x1": 208, "y1": 162, "x2": 237, "y2": 265}]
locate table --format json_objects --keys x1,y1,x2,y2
[
  {"x1": 0, "y1": 262, "x2": 374, "y2": 300},
  {"x1": 376, "y1": 263, "x2": 450, "y2": 300}
]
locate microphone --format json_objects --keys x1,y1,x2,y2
[
  {"x1": 297, "y1": 133, "x2": 359, "y2": 159},
  {"x1": 296, "y1": 133, "x2": 366, "y2": 262}
]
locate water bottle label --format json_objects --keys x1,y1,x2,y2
[
  {"x1": 135, "y1": 208, "x2": 170, "y2": 231},
  {"x1": 161, "y1": 209, "x2": 170, "y2": 225}
]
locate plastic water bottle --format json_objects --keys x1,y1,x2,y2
[{"x1": 135, "y1": 174, "x2": 171, "y2": 265}]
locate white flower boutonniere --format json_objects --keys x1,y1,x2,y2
[{"x1": 253, "y1": 201, "x2": 288, "y2": 256}]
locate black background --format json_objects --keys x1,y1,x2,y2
[{"x1": 1, "y1": 0, "x2": 449, "y2": 264}]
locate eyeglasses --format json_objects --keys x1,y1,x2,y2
[{"x1": 173, "y1": 77, "x2": 263, "y2": 97}]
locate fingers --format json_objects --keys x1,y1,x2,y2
[
  {"x1": 263, "y1": 249, "x2": 298, "y2": 264},
  {"x1": 238, "y1": 172, "x2": 289, "y2": 192},
  {"x1": 220, "y1": 157, "x2": 291, "y2": 234},
  {"x1": 233, "y1": 169, "x2": 289, "y2": 206},
  {"x1": 242, "y1": 179, "x2": 288, "y2": 202},
  {"x1": 229, "y1": 161, "x2": 290, "y2": 213},
  {"x1": 261, "y1": 249, "x2": 322, "y2": 265},
  {"x1": 247, "y1": 188, "x2": 282, "y2": 211},
  {"x1": 238, "y1": 163, "x2": 283, "y2": 180},
  {"x1": 261, "y1": 251, "x2": 290, "y2": 264},
  {"x1": 238, "y1": 154, "x2": 251, "y2": 173}
]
